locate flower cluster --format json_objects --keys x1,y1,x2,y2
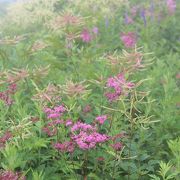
[
  {"x1": 111, "y1": 133, "x2": 125, "y2": 151},
  {"x1": 71, "y1": 128, "x2": 109, "y2": 150},
  {"x1": 54, "y1": 121, "x2": 109, "y2": 152},
  {"x1": 95, "y1": 115, "x2": 107, "y2": 125},
  {"x1": 167, "y1": 0, "x2": 176, "y2": 14},
  {"x1": 0, "y1": 83, "x2": 17, "y2": 105},
  {"x1": 120, "y1": 32, "x2": 137, "y2": 48},
  {"x1": 0, "y1": 131, "x2": 12, "y2": 148},
  {"x1": 105, "y1": 73, "x2": 134, "y2": 102},
  {"x1": 42, "y1": 105, "x2": 66, "y2": 136},
  {"x1": 54, "y1": 141, "x2": 75, "y2": 153},
  {"x1": 80, "y1": 27, "x2": 99, "y2": 43},
  {"x1": 0, "y1": 170, "x2": 25, "y2": 180},
  {"x1": 44, "y1": 105, "x2": 66, "y2": 119}
]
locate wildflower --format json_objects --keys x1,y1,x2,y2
[
  {"x1": 166, "y1": 0, "x2": 176, "y2": 14},
  {"x1": 80, "y1": 29, "x2": 92, "y2": 43},
  {"x1": 140, "y1": 9, "x2": 146, "y2": 26},
  {"x1": 71, "y1": 121, "x2": 95, "y2": 132},
  {"x1": 83, "y1": 105, "x2": 92, "y2": 114},
  {"x1": 105, "y1": 73, "x2": 134, "y2": 102},
  {"x1": 124, "y1": 13, "x2": 134, "y2": 24},
  {"x1": 71, "y1": 121, "x2": 109, "y2": 150},
  {"x1": 92, "y1": 27, "x2": 99, "y2": 34},
  {"x1": 44, "y1": 105, "x2": 66, "y2": 119},
  {"x1": 65, "y1": 119, "x2": 73, "y2": 127},
  {"x1": 0, "y1": 131, "x2": 12, "y2": 148},
  {"x1": 0, "y1": 83, "x2": 17, "y2": 105},
  {"x1": 0, "y1": 170, "x2": 25, "y2": 180},
  {"x1": 72, "y1": 131, "x2": 109, "y2": 150},
  {"x1": 54, "y1": 141, "x2": 75, "y2": 153},
  {"x1": 120, "y1": 32, "x2": 137, "y2": 48},
  {"x1": 95, "y1": 115, "x2": 107, "y2": 125},
  {"x1": 111, "y1": 142, "x2": 123, "y2": 151}
]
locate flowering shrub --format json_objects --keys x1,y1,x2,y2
[{"x1": 0, "y1": 0, "x2": 179, "y2": 179}]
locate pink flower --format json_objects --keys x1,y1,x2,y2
[
  {"x1": 105, "y1": 73, "x2": 135, "y2": 102},
  {"x1": 47, "y1": 113, "x2": 60, "y2": 119},
  {"x1": 44, "y1": 105, "x2": 66, "y2": 119},
  {"x1": 92, "y1": 27, "x2": 99, "y2": 34},
  {"x1": 120, "y1": 32, "x2": 137, "y2": 48},
  {"x1": 72, "y1": 131, "x2": 109, "y2": 150},
  {"x1": 54, "y1": 105, "x2": 66, "y2": 113},
  {"x1": 71, "y1": 121, "x2": 109, "y2": 150},
  {"x1": 54, "y1": 141, "x2": 75, "y2": 153},
  {"x1": 0, "y1": 131, "x2": 12, "y2": 148},
  {"x1": 111, "y1": 142, "x2": 123, "y2": 151},
  {"x1": 167, "y1": 0, "x2": 176, "y2": 14},
  {"x1": 0, "y1": 170, "x2": 25, "y2": 180},
  {"x1": 65, "y1": 119, "x2": 73, "y2": 127},
  {"x1": 71, "y1": 121, "x2": 95, "y2": 132},
  {"x1": 95, "y1": 115, "x2": 107, "y2": 125},
  {"x1": 80, "y1": 29, "x2": 92, "y2": 43},
  {"x1": 0, "y1": 83, "x2": 17, "y2": 106}
]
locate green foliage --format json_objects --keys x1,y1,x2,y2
[{"x1": 0, "y1": 0, "x2": 179, "y2": 179}]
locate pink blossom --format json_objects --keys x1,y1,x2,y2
[
  {"x1": 80, "y1": 29, "x2": 92, "y2": 43},
  {"x1": 54, "y1": 105, "x2": 66, "y2": 113},
  {"x1": 95, "y1": 115, "x2": 107, "y2": 125},
  {"x1": 111, "y1": 142, "x2": 123, "y2": 151},
  {"x1": 44, "y1": 105, "x2": 66, "y2": 119},
  {"x1": 47, "y1": 113, "x2": 60, "y2": 119},
  {"x1": 120, "y1": 32, "x2": 137, "y2": 48},
  {"x1": 0, "y1": 83, "x2": 17, "y2": 106},
  {"x1": 65, "y1": 119, "x2": 73, "y2": 127},
  {"x1": 72, "y1": 131, "x2": 109, "y2": 150},
  {"x1": 92, "y1": 27, "x2": 99, "y2": 34},
  {"x1": 0, "y1": 170, "x2": 25, "y2": 180},
  {"x1": 167, "y1": 0, "x2": 176, "y2": 14},
  {"x1": 0, "y1": 131, "x2": 12, "y2": 148},
  {"x1": 54, "y1": 141, "x2": 75, "y2": 153},
  {"x1": 105, "y1": 73, "x2": 135, "y2": 102},
  {"x1": 71, "y1": 121, "x2": 95, "y2": 132}
]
